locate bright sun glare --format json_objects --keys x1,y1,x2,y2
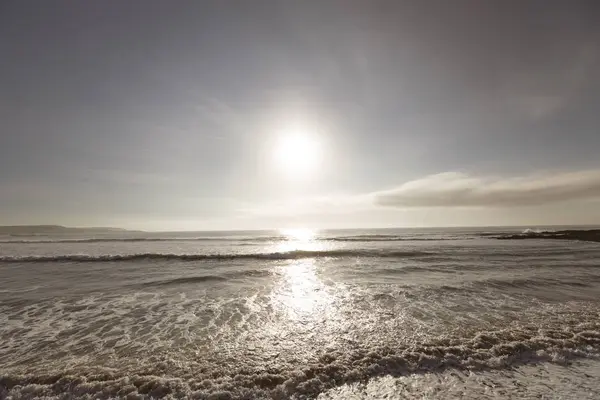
[
  {"x1": 273, "y1": 126, "x2": 321, "y2": 179},
  {"x1": 281, "y1": 228, "x2": 315, "y2": 242}
]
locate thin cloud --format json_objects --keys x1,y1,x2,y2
[
  {"x1": 239, "y1": 170, "x2": 600, "y2": 220},
  {"x1": 239, "y1": 195, "x2": 374, "y2": 218},
  {"x1": 374, "y1": 170, "x2": 600, "y2": 208}
]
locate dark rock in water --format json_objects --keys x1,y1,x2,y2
[{"x1": 496, "y1": 229, "x2": 600, "y2": 243}]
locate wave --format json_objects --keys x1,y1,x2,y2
[
  {"x1": 2, "y1": 323, "x2": 599, "y2": 399},
  {"x1": 141, "y1": 275, "x2": 228, "y2": 286},
  {"x1": 478, "y1": 229, "x2": 555, "y2": 237},
  {"x1": 467, "y1": 276, "x2": 600, "y2": 290},
  {"x1": 0, "y1": 235, "x2": 467, "y2": 244},
  {"x1": 0, "y1": 236, "x2": 283, "y2": 244},
  {"x1": 491, "y1": 229, "x2": 600, "y2": 243},
  {"x1": 138, "y1": 269, "x2": 274, "y2": 287},
  {"x1": 328, "y1": 235, "x2": 464, "y2": 242},
  {"x1": 0, "y1": 249, "x2": 432, "y2": 263},
  {"x1": 521, "y1": 228, "x2": 555, "y2": 234}
]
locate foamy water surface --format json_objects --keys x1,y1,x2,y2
[{"x1": 1, "y1": 227, "x2": 600, "y2": 399}]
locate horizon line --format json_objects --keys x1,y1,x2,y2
[{"x1": 2, "y1": 223, "x2": 600, "y2": 234}]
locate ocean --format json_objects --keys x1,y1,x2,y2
[{"x1": 1, "y1": 227, "x2": 600, "y2": 399}]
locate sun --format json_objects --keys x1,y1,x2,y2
[{"x1": 273, "y1": 127, "x2": 321, "y2": 179}]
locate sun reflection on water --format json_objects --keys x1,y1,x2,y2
[
  {"x1": 267, "y1": 229, "x2": 338, "y2": 321},
  {"x1": 273, "y1": 228, "x2": 328, "y2": 253},
  {"x1": 280, "y1": 228, "x2": 316, "y2": 242},
  {"x1": 271, "y1": 258, "x2": 333, "y2": 319}
]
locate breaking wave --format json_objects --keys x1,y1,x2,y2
[
  {"x1": 1, "y1": 322, "x2": 599, "y2": 399},
  {"x1": 328, "y1": 235, "x2": 464, "y2": 242},
  {"x1": 490, "y1": 229, "x2": 600, "y2": 243},
  {"x1": 0, "y1": 249, "x2": 432, "y2": 263}
]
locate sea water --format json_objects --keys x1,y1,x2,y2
[{"x1": 1, "y1": 227, "x2": 599, "y2": 399}]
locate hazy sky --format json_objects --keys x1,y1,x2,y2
[{"x1": 2, "y1": 1, "x2": 600, "y2": 230}]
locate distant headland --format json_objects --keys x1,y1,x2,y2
[{"x1": 0, "y1": 225, "x2": 135, "y2": 235}]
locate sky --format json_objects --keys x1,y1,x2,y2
[{"x1": 1, "y1": 0, "x2": 600, "y2": 231}]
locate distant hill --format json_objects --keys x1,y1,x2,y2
[{"x1": 0, "y1": 225, "x2": 134, "y2": 235}]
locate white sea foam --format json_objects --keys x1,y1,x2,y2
[{"x1": 319, "y1": 358, "x2": 600, "y2": 399}]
